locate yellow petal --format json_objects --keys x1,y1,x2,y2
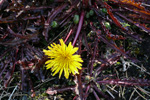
[
  {"x1": 59, "y1": 67, "x2": 64, "y2": 79},
  {"x1": 53, "y1": 66, "x2": 61, "y2": 76}
]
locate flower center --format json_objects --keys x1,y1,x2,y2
[{"x1": 62, "y1": 53, "x2": 71, "y2": 61}]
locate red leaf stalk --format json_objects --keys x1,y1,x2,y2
[
  {"x1": 72, "y1": 11, "x2": 85, "y2": 47},
  {"x1": 64, "y1": 29, "x2": 73, "y2": 43}
]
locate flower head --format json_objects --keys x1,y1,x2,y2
[{"x1": 43, "y1": 39, "x2": 83, "y2": 79}]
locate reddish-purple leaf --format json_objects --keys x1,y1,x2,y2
[
  {"x1": 46, "y1": 86, "x2": 75, "y2": 95},
  {"x1": 97, "y1": 79, "x2": 150, "y2": 86}
]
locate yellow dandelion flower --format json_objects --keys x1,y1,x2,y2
[{"x1": 43, "y1": 39, "x2": 83, "y2": 79}]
